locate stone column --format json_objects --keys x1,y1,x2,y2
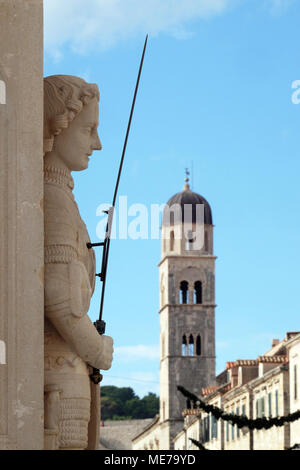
[{"x1": 0, "y1": 0, "x2": 44, "y2": 449}]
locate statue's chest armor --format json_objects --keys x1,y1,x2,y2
[
  {"x1": 44, "y1": 180, "x2": 96, "y2": 292},
  {"x1": 71, "y1": 199, "x2": 96, "y2": 293}
]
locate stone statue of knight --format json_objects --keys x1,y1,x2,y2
[{"x1": 43, "y1": 75, "x2": 113, "y2": 450}]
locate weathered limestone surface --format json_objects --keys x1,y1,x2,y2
[
  {"x1": 43, "y1": 75, "x2": 113, "y2": 449},
  {"x1": 0, "y1": 0, "x2": 44, "y2": 450}
]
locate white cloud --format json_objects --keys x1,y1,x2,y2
[
  {"x1": 44, "y1": 0, "x2": 296, "y2": 58},
  {"x1": 114, "y1": 344, "x2": 160, "y2": 362},
  {"x1": 44, "y1": 0, "x2": 232, "y2": 56}
]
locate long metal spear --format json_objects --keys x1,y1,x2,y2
[{"x1": 87, "y1": 35, "x2": 148, "y2": 383}]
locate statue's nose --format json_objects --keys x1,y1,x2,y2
[{"x1": 94, "y1": 134, "x2": 102, "y2": 151}]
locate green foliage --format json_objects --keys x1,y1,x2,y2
[
  {"x1": 101, "y1": 386, "x2": 159, "y2": 421},
  {"x1": 140, "y1": 392, "x2": 160, "y2": 417},
  {"x1": 102, "y1": 386, "x2": 135, "y2": 403},
  {"x1": 100, "y1": 396, "x2": 122, "y2": 421}
]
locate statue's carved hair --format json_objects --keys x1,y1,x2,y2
[{"x1": 44, "y1": 75, "x2": 100, "y2": 156}]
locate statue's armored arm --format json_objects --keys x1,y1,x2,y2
[
  {"x1": 45, "y1": 260, "x2": 113, "y2": 370},
  {"x1": 44, "y1": 184, "x2": 113, "y2": 371}
]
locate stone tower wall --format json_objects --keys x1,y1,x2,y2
[{"x1": 159, "y1": 220, "x2": 216, "y2": 440}]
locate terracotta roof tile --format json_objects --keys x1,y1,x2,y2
[
  {"x1": 201, "y1": 386, "x2": 219, "y2": 396},
  {"x1": 182, "y1": 409, "x2": 201, "y2": 417},
  {"x1": 235, "y1": 359, "x2": 257, "y2": 366},
  {"x1": 257, "y1": 355, "x2": 288, "y2": 364},
  {"x1": 221, "y1": 383, "x2": 231, "y2": 393},
  {"x1": 226, "y1": 361, "x2": 236, "y2": 369}
]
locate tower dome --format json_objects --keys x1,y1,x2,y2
[{"x1": 162, "y1": 180, "x2": 213, "y2": 226}]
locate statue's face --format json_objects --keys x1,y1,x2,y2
[{"x1": 53, "y1": 97, "x2": 102, "y2": 171}]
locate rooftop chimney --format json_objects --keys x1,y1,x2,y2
[{"x1": 272, "y1": 339, "x2": 280, "y2": 348}]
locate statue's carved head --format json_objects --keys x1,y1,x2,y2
[{"x1": 44, "y1": 75, "x2": 102, "y2": 171}]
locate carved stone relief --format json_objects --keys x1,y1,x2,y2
[{"x1": 43, "y1": 75, "x2": 114, "y2": 450}]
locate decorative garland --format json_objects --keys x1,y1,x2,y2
[
  {"x1": 178, "y1": 386, "x2": 300, "y2": 430},
  {"x1": 286, "y1": 444, "x2": 300, "y2": 451},
  {"x1": 189, "y1": 438, "x2": 208, "y2": 451},
  {"x1": 190, "y1": 438, "x2": 300, "y2": 451}
]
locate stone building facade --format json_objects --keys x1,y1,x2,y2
[
  {"x1": 286, "y1": 334, "x2": 300, "y2": 448},
  {"x1": 174, "y1": 332, "x2": 300, "y2": 450},
  {"x1": 132, "y1": 180, "x2": 216, "y2": 450},
  {"x1": 132, "y1": 179, "x2": 299, "y2": 451}
]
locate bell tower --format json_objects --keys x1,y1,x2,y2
[{"x1": 158, "y1": 176, "x2": 216, "y2": 449}]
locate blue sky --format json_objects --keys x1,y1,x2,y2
[{"x1": 44, "y1": 0, "x2": 300, "y2": 397}]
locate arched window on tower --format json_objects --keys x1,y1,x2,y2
[
  {"x1": 185, "y1": 230, "x2": 196, "y2": 251},
  {"x1": 189, "y1": 335, "x2": 194, "y2": 356},
  {"x1": 170, "y1": 211, "x2": 174, "y2": 226},
  {"x1": 196, "y1": 335, "x2": 201, "y2": 356},
  {"x1": 182, "y1": 335, "x2": 187, "y2": 356},
  {"x1": 194, "y1": 281, "x2": 202, "y2": 304},
  {"x1": 170, "y1": 230, "x2": 174, "y2": 251},
  {"x1": 180, "y1": 281, "x2": 189, "y2": 304}
]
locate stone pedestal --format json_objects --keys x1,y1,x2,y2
[{"x1": 0, "y1": 0, "x2": 44, "y2": 450}]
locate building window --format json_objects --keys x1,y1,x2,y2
[
  {"x1": 231, "y1": 412, "x2": 234, "y2": 440},
  {"x1": 261, "y1": 397, "x2": 265, "y2": 417},
  {"x1": 294, "y1": 365, "x2": 298, "y2": 400},
  {"x1": 194, "y1": 281, "x2": 202, "y2": 304},
  {"x1": 200, "y1": 420, "x2": 204, "y2": 443},
  {"x1": 242, "y1": 404, "x2": 246, "y2": 417},
  {"x1": 200, "y1": 418, "x2": 209, "y2": 443},
  {"x1": 170, "y1": 230, "x2": 174, "y2": 251},
  {"x1": 196, "y1": 335, "x2": 201, "y2": 356},
  {"x1": 204, "y1": 416, "x2": 210, "y2": 443},
  {"x1": 268, "y1": 392, "x2": 272, "y2": 418},
  {"x1": 275, "y1": 390, "x2": 279, "y2": 417},
  {"x1": 211, "y1": 414, "x2": 217, "y2": 439},
  {"x1": 257, "y1": 397, "x2": 265, "y2": 418},
  {"x1": 182, "y1": 335, "x2": 187, "y2": 356},
  {"x1": 226, "y1": 421, "x2": 229, "y2": 442},
  {"x1": 180, "y1": 281, "x2": 189, "y2": 304},
  {"x1": 236, "y1": 407, "x2": 240, "y2": 438},
  {"x1": 188, "y1": 335, "x2": 194, "y2": 356}
]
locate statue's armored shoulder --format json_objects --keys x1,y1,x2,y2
[{"x1": 44, "y1": 181, "x2": 78, "y2": 261}]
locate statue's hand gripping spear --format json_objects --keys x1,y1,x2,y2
[{"x1": 87, "y1": 35, "x2": 148, "y2": 385}]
